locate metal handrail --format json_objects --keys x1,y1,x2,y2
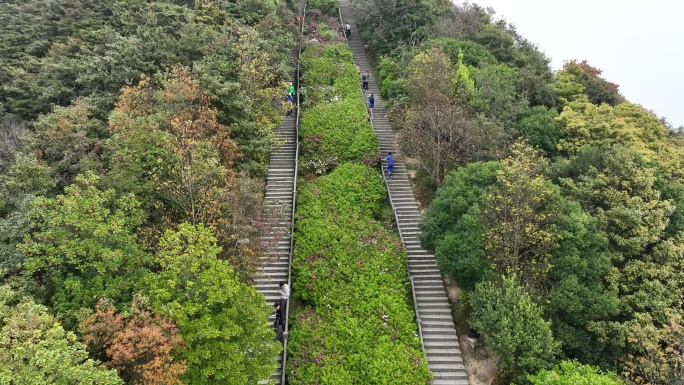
[
  {"x1": 383, "y1": 167, "x2": 426, "y2": 356},
  {"x1": 281, "y1": 2, "x2": 306, "y2": 384},
  {"x1": 338, "y1": 1, "x2": 427, "y2": 358}
]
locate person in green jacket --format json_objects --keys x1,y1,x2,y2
[{"x1": 288, "y1": 83, "x2": 295, "y2": 95}]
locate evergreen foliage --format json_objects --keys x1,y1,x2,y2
[
  {"x1": 0, "y1": 0, "x2": 297, "y2": 383},
  {"x1": 0, "y1": 0, "x2": 682, "y2": 383},
  {"x1": 0, "y1": 286, "x2": 123, "y2": 384},
  {"x1": 147, "y1": 223, "x2": 279, "y2": 384}
]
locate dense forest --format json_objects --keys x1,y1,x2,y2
[
  {"x1": 0, "y1": 0, "x2": 299, "y2": 383},
  {"x1": 1, "y1": 0, "x2": 683, "y2": 384},
  {"x1": 351, "y1": 0, "x2": 684, "y2": 384}
]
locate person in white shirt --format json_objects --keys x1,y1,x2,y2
[{"x1": 279, "y1": 281, "x2": 290, "y2": 299}]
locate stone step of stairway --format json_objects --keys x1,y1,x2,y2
[{"x1": 432, "y1": 379, "x2": 470, "y2": 385}]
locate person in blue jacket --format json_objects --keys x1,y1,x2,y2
[
  {"x1": 368, "y1": 93, "x2": 374, "y2": 119},
  {"x1": 385, "y1": 152, "x2": 394, "y2": 177}
]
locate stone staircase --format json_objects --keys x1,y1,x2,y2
[
  {"x1": 255, "y1": 46, "x2": 300, "y2": 385},
  {"x1": 338, "y1": 1, "x2": 469, "y2": 384}
]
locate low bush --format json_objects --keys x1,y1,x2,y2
[
  {"x1": 300, "y1": 43, "x2": 357, "y2": 105},
  {"x1": 288, "y1": 164, "x2": 431, "y2": 384},
  {"x1": 307, "y1": 0, "x2": 338, "y2": 15},
  {"x1": 299, "y1": 42, "x2": 378, "y2": 175},
  {"x1": 300, "y1": 99, "x2": 378, "y2": 174}
]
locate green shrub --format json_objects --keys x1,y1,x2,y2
[
  {"x1": 528, "y1": 360, "x2": 624, "y2": 385},
  {"x1": 301, "y1": 43, "x2": 357, "y2": 106},
  {"x1": 289, "y1": 165, "x2": 431, "y2": 384},
  {"x1": 296, "y1": 163, "x2": 386, "y2": 220},
  {"x1": 300, "y1": 99, "x2": 378, "y2": 174},
  {"x1": 419, "y1": 161, "x2": 502, "y2": 251},
  {"x1": 289, "y1": 309, "x2": 430, "y2": 385},
  {"x1": 299, "y1": 43, "x2": 378, "y2": 175},
  {"x1": 307, "y1": 0, "x2": 338, "y2": 15}
]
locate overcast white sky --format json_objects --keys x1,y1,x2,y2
[{"x1": 462, "y1": 0, "x2": 684, "y2": 128}]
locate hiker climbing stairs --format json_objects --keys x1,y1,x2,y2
[
  {"x1": 338, "y1": 1, "x2": 469, "y2": 384},
  {"x1": 255, "y1": 11, "x2": 303, "y2": 383}
]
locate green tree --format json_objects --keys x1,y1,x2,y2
[
  {"x1": 528, "y1": 360, "x2": 624, "y2": 385},
  {"x1": 556, "y1": 98, "x2": 683, "y2": 177},
  {"x1": 481, "y1": 142, "x2": 561, "y2": 293},
  {"x1": 420, "y1": 161, "x2": 502, "y2": 290},
  {"x1": 28, "y1": 101, "x2": 106, "y2": 189},
  {"x1": 0, "y1": 286, "x2": 123, "y2": 385},
  {"x1": 660, "y1": 180, "x2": 684, "y2": 238},
  {"x1": 435, "y1": 206, "x2": 491, "y2": 290},
  {"x1": 471, "y1": 278, "x2": 560, "y2": 384},
  {"x1": 0, "y1": 152, "x2": 55, "y2": 271},
  {"x1": 453, "y1": 49, "x2": 477, "y2": 101},
  {"x1": 223, "y1": 26, "x2": 288, "y2": 176},
  {"x1": 422, "y1": 38, "x2": 497, "y2": 68},
  {"x1": 545, "y1": 200, "x2": 620, "y2": 366},
  {"x1": 420, "y1": 161, "x2": 502, "y2": 252},
  {"x1": 0, "y1": 196, "x2": 34, "y2": 272},
  {"x1": 470, "y1": 63, "x2": 526, "y2": 128},
  {"x1": 352, "y1": 0, "x2": 441, "y2": 58},
  {"x1": 555, "y1": 146, "x2": 684, "y2": 370},
  {"x1": 560, "y1": 60, "x2": 623, "y2": 107},
  {"x1": 549, "y1": 72, "x2": 585, "y2": 108},
  {"x1": 147, "y1": 223, "x2": 279, "y2": 385},
  {"x1": 19, "y1": 171, "x2": 150, "y2": 325},
  {"x1": 556, "y1": 147, "x2": 675, "y2": 261},
  {"x1": 513, "y1": 50, "x2": 555, "y2": 108},
  {"x1": 0, "y1": 152, "x2": 55, "y2": 216},
  {"x1": 474, "y1": 23, "x2": 515, "y2": 64},
  {"x1": 517, "y1": 105, "x2": 559, "y2": 156}
]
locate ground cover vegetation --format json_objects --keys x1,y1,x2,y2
[
  {"x1": 0, "y1": 0, "x2": 301, "y2": 383},
  {"x1": 286, "y1": 6, "x2": 432, "y2": 384},
  {"x1": 351, "y1": 0, "x2": 684, "y2": 384}
]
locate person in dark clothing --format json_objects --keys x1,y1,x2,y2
[
  {"x1": 361, "y1": 71, "x2": 369, "y2": 91},
  {"x1": 367, "y1": 93, "x2": 375, "y2": 119},
  {"x1": 344, "y1": 23, "x2": 351, "y2": 39},
  {"x1": 384, "y1": 152, "x2": 394, "y2": 177},
  {"x1": 273, "y1": 302, "x2": 284, "y2": 336},
  {"x1": 285, "y1": 93, "x2": 294, "y2": 116}
]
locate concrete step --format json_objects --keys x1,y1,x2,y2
[
  {"x1": 430, "y1": 366, "x2": 468, "y2": 376},
  {"x1": 417, "y1": 304, "x2": 452, "y2": 313},
  {"x1": 426, "y1": 348, "x2": 463, "y2": 358},
  {"x1": 431, "y1": 380, "x2": 469, "y2": 385}
]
